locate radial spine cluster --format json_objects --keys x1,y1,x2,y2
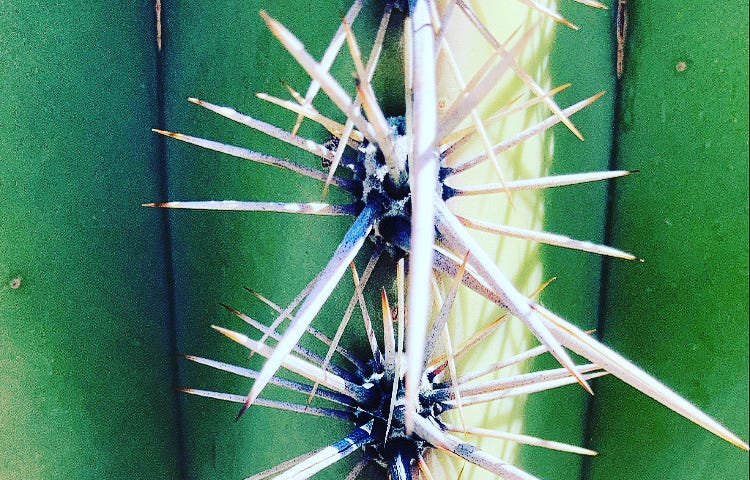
[{"x1": 150, "y1": 0, "x2": 749, "y2": 478}]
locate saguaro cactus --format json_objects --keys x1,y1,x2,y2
[{"x1": 0, "y1": 1, "x2": 746, "y2": 480}]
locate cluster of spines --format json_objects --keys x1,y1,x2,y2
[{"x1": 150, "y1": 1, "x2": 748, "y2": 478}]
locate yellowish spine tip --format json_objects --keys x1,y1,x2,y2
[
  {"x1": 562, "y1": 20, "x2": 580, "y2": 31},
  {"x1": 259, "y1": 10, "x2": 277, "y2": 34},
  {"x1": 211, "y1": 325, "x2": 247, "y2": 345},
  {"x1": 380, "y1": 287, "x2": 390, "y2": 319},
  {"x1": 152, "y1": 128, "x2": 181, "y2": 139},
  {"x1": 570, "y1": 126, "x2": 585, "y2": 142},
  {"x1": 219, "y1": 302, "x2": 241, "y2": 317},
  {"x1": 532, "y1": 276, "x2": 557, "y2": 298},
  {"x1": 579, "y1": 377, "x2": 595, "y2": 395},
  {"x1": 259, "y1": 9, "x2": 304, "y2": 53},
  {"x1": 591, "y1": 90, "x2": 607, "y2": 102},
  {"x1": 568, "y1": 91, "x2": 607, "y2": 142}
]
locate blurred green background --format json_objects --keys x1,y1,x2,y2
[{"x1": 0, "y1": 1, "x2": 746, "y2": 479}]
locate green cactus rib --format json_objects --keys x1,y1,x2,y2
[
  {"x1": 0, "y1": 3, "x2": 181, "y2": 479},
  {"x1": 584, "y1": 2, "x2": 750, "y2": 479}
]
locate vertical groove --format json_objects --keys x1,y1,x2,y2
[
  {"x1": 579, "y1": 7, "x2": 626, "y2": 480},
  {"x1": 152, "y1": 2, "x2": 188, "y2": 478}
]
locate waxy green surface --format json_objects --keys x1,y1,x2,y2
[
  {"x1": 585, "y1": 2, "x2": 749, "y2": 479},
  {"x1": 0, "y1": 2, "x2": 180, "y2": 478},
  {"x1": 527, "y1": 3, "x2": 748, "y2": 479}
]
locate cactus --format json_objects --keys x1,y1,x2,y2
[{"x1": 0, "y1": 1, "x2": 746, "y2": 479}]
